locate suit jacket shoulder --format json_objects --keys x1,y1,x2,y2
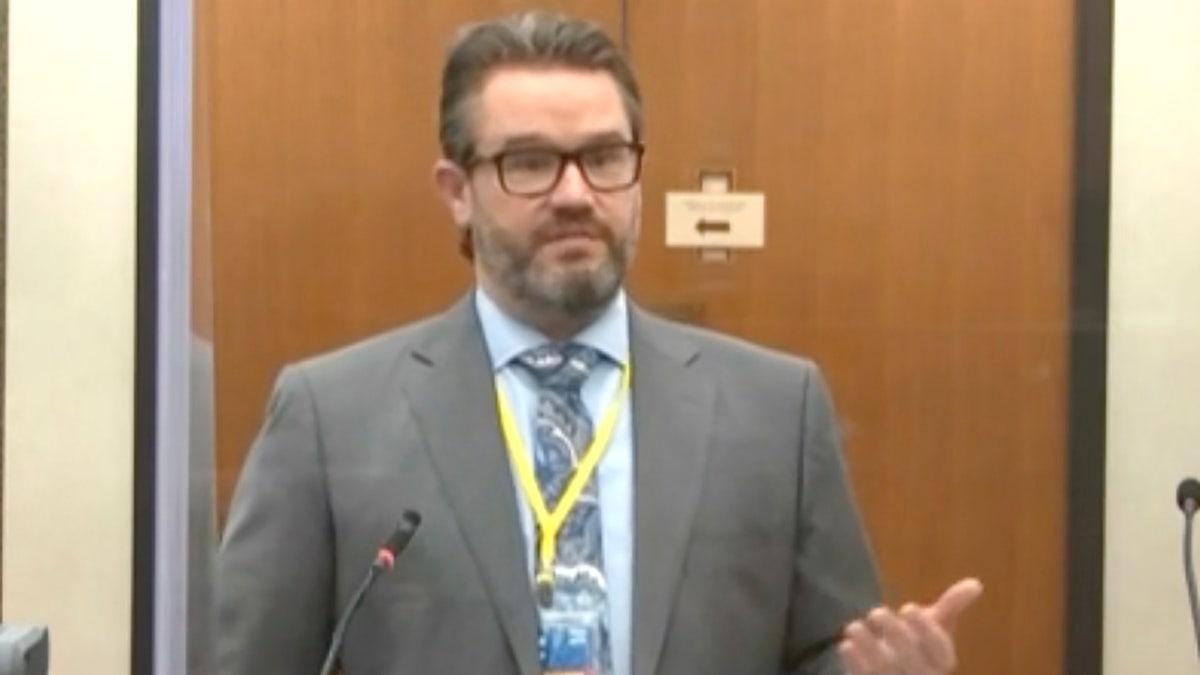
[
  {"x1": 290, "y1": 311, "x2": 444, "y2": 385},
  {"x1": 632, "y1": 308, "x2": 825, "y2": 398}
]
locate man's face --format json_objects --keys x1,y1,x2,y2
[{"x1": 436, "y1": 66, "x2": 642, "y2": 319}]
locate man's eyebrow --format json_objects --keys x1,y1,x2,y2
[
  {"x1": 494, "y1": 131, "x2": 632, "y2": 152},
  {"x1": 496, "y1": 133, "x2": 554, "y2": 151},
  {"x1": 575, "y1": 131, "x2": 631, "y2": 146}
]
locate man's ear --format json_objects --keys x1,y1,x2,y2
[{"x1": 433, "y1": 159, "x2": 473, "y2": 227}]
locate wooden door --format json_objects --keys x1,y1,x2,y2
[{"x1": 625, "y1": 3, "x2": 1072, "y2": 674}]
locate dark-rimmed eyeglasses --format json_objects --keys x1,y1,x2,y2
[{"x1": 466, "y1": 141, "x2": 645, "y2": 197}]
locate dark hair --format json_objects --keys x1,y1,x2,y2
[{"x1": 438, "y1": 10, "x2": 644, "y2": 167}]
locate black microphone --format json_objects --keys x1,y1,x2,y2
[
  {"x1": 318, "y1": 510, "x2": 422, "y2": 675},
  {"x1": 1178, "y1": 478, "x2": 1200, "y2": 665}
]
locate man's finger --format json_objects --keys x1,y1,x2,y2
[
  {"x1": 838, "y1": 638, "x2": 872, "y2": 675},
  {"x1": 844, "y1": 619, "x2": 892, "y2": 672},
  {"x1": 869, "y1": 607, "x2": 923, "y2": 673},
  {"x1": 903, "y1": 603, "x2": 956, "y2": 672},
  {"x1": 929, "y1": 577, "x2": 984, "y2": 630}
]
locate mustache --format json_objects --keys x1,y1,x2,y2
[{"x1": 531, "y1": 220, "x2": 614, "y2": 247}]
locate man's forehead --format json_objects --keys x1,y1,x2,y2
[{"x1": 470, "y1": 66, "x2": 631, "y2": 146}]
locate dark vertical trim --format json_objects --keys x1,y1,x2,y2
[
  {"x1": 1066, "y1": 0, "x2": 1113, "y2": 673},
  {"x1": 134, "y1": 0, "x2": 161, "y2": 671}
]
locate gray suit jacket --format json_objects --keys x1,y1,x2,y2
[{"x1": 216, "y1": 295, "x2": 881, "y2": 675}]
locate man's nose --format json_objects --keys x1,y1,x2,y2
[{"x1": 549, "y1": 159, "x2": 594, "y2": 204}]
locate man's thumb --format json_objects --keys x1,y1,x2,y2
[{"x1": 929, "y1": 578, "x2": 984, "y2": 630}]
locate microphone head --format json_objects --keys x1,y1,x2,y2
[
  {"x1": 373, "y1": 510, "x2": 423, "y2": 572},
  {"x1": 400, "y1": 509, "x2": 422, "y2": 531},
  {"x1": 1177, "y1": 478, "x2": 1200, "y2": 512},
  {"x1": 383, "y1": 510, "x2": 422, "y2": 555}
]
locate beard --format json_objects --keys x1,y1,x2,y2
[{"x1": 471, "y1": 210, "x2": 637, "y2": 320}]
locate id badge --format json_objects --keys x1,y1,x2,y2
[
  {"x1": 539, "y1": 607, "x2": 603, "y2": 675},
  {"x1": 537, "y1": 565, "x2": 610, "y2": 675}
]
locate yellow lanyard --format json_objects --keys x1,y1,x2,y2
[{"x1": 495, "y1": 361, "x2": 631, "y2": 605}]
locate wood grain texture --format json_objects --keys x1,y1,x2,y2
[{"x1": 625, "y1": 3, "x2": 1072, "y2": 674}]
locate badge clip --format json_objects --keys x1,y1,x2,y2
[{"x1": 536, "y1": 569, "x2": 555, "y2": 608}]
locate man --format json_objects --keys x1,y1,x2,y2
[{"x1": 216, "y1": 11, "x2": 982, "y2": 675}]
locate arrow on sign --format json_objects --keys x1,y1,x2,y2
[{"x1": 695, "y1": 219, "x2": 731, "y2": 234}]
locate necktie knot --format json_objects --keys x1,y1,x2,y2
[{"x1": 514, "y1": 342, "x2": 601, "y2": 393}]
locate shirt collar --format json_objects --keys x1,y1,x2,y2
[{"x1": 474, "y1": 286, "x2": 630, "y2": 372}]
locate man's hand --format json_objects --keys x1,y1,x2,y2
[{"x1": 837, "y1": 577, "x2": 983, "y2": 675}]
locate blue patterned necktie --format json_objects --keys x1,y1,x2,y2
[{"x1": 514, "y1": 342, "x2": 612, "y2": 674}]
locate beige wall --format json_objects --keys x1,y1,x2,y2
[
  {"x1": 2, "y1": 0, "x2": 136, "y2": 673},
  {"x1": 1106, "y1": 0, "x2": 1200, "y2": 672}
]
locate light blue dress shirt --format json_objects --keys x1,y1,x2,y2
[{"x1": 474, "y1": 287, "x2": 634, "y2": 675}]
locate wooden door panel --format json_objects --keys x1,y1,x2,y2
[{"x1": 625, "y1": 3, "x2": 1072, "y2": 674}]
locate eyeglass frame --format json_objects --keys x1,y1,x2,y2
[{"x1": 462, "y1": 140, "x2": 646, "y2": 197}]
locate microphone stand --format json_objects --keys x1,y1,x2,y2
[{"x1": 1184, "y1": 500, "x2": 1200, "y2": 664}]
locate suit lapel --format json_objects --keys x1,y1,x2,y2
[
  {"x1": 629, "y1": 308, "x2": 716, "y2": 675},
  {"x1": 406, "y1": 296, "x2": 539, "y2": 675}
]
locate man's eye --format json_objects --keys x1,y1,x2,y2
[
  {"x1": 583, "y1": 146, "x2": 631, "y2": 170},
  {"x1": 506, "y1": 152, "x2": 557, "y2": 172}
]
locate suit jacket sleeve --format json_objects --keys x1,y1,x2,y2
[
  {"x1": 783, "y1": 364, "x2": 882, "y2": 674},
  {"x1": 216, "y1": 366, "x2": 335, "y2": 675}
]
